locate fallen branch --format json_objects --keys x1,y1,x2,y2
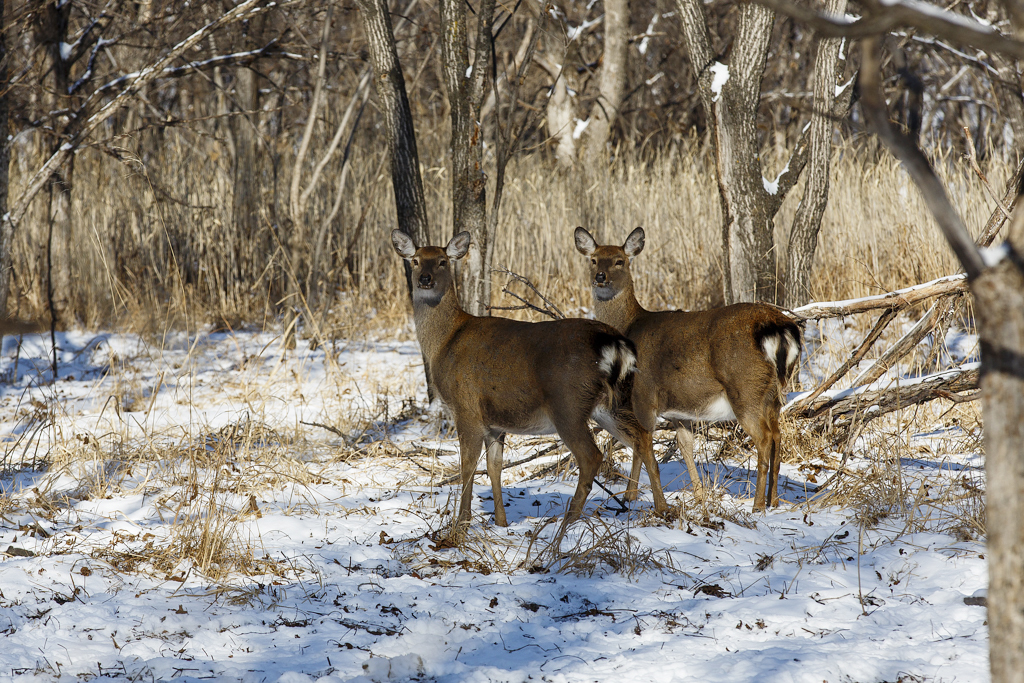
[
  {"x1": 809, "y1": 365, "x2": 980, "y2": 429},
  {"x1": 790, "y1": 274, "x2": 966, "y2": 320}
]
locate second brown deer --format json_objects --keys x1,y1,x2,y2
[
  {"x1": 574, "y1": 227, "x2": 802, "y2": 511},
  {"x1": 391, "y1": 229, "x2": 669, "y2": 537}
]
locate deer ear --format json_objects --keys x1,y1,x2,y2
[
  {"x1": 391, "y1": 229, "x2": 417, "y2": 259},
  {"x1": 623, "y1": 227, "x2": 645, "y2": 258},
  {"x1": 446, "y1": 231, "x2": 472, "y2": 260},
  {"x1": 574, "y1": 227, "x2": 597, "y2": 256}
]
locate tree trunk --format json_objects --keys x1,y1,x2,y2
[
  {"x1": 582, "y1": 0, "x2": 629, "y2": 165},
  {"x1": 355, "y1": 0, "x2": 430, "y2": 250},
  {"x1": 979, "y1": 210, "x2": 1024, "y2": 683},
  {"x1": 676, "y1": 0, "x2": 777, "y2": 303},
  {"x1": 784, "y1": 0, "x2": 847, "y2": 308},
  {"x1": 0, "y1": 0, "x2": 11, "y2": 318},
  {"x1": 356, "y1": 0, "x2": 433, "y2": 399},
  {"x1": 535, "y1": 33, "x2": 577, "y2": 168},
  {"x1": 439, "y1": 0, "x2": 494, "y2": 316},
  {"x1": 37, "y1": 2, "x2": 76, "y2": 328},
  {"x1": 231, "y1": 16, "x2": 264, "y2": 286}
]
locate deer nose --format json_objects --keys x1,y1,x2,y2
[
  {"x1": 419, "y1": 273, "x2": 433, "y2": 287},
  {"x1": 595, "y1": 271, "x2": 607, "y2": 284}
]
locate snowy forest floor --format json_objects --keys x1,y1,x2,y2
[{"x1": 0, "y1": 324, "x2": 988, "y2": 683}]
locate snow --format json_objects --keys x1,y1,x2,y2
[
  {"x1": 566, "y1": 16, "x2": 603, "y2": 43},
  {"x1": 572, "y1": 118, "x2": 590, "y2": 140},
  {"x1": 638, "y1": 14, "x2": 659, "y2": 57},
  {"x1": 59, "y1": 42, "x2": 73, "y2": 62},
  {"x1": 879, "y1": 0, "x2": 995, "y2": 33},
  {"x1": 709, "y1": 62, "x2": 729, "y2": 103},
  {"x1": 0, "y1": 326, "x2": 989, "y2": 682},
  {"x1": 979, "y1": 242, "x2": 1010, "y2": 267}
]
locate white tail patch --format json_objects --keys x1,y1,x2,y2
[
  {"x1": 761, "y1": 333, "x2": 781, "y2": 367},
  {"x1": 598, "y1": 341, "x2": 636, "y2": 382},
  {"x1": 784, "y1": 328, "x2": 800, "y2": 373}
]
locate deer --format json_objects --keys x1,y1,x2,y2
[
  {"x1": 574, "y1": 227, "x2": 802, "y2": 512},
  {"x1": 391, "y1": 229, "x2": 669, "y2": 536}
]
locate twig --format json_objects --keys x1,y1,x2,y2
[
  {"x1": 790, "y1": 274, "x2": 966, "y2": 320},
  {"x1": 299, "y1": 420, "x2": 345, "y2": 438},
  {"x1": 962, "y1": 126, "x2": 1013, "y2": 221},
  {"x1": 488, "y1": 268, "x2": 565, "y2": 320},
  {"x1": 438, "y1": 443, "x2": 563, "y2": 486}
]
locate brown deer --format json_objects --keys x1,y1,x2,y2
[
  {"x1": 391, "y1": 229, "x2": 668, "y2": 534},
  {"x1": 574, "y1": 227, "x2": 802, "y2": 511}
]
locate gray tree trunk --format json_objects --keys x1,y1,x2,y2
[
  {"x1": 440, "y1": 0, "x2": 495, "y2": 316},
  {"x1": 356, "y1": 0, "x2": 434, "y2": 398},
  {"x1": 231, "y1": 16, "x2": 264, "y2": 284},
  {"x1": 37, "y1": 2, "x2": 76, "y2": 327},
  {"x1": 583, "y1": 0, "x2": 629, "y2": 165},
  {"x1": 784, "y1": 0, "x2": 847, "y2": 308},
  {"x1": 676, "y1": 0, "x2": 776, "y2": 303},
  {"x1": 0, "y1": 0, "x2": 11, "y2": 317},
  {"x1": 977, "y1": 212, "x2": 1024, "y2": 683},
  {"x1": 355, "y1": 0, "x2": 430, "y2": 250}
]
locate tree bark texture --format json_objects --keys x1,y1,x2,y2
[
  {"x1": 439, "y1": 0, "x2": 494, "y2": 316},
  {"x1": 36, "y1": 2, "x2": 76, "y2": 328},
  {"x1": 231, "y1": 14, "x2": 264, "y2": 281},
  {"x1": 0, "y1": 0, "x2": 11, "y2": 317},
  {"x1": 582, "y1": 0, "x2": 629, "y2": 165},
  {"x1": 977, "y1": 212, "x2": 1024, "y2": 683},
  {"x1": 355, "y1": 0, "x2": 430, "y2": 249},
  {"x1": 784, "y1": 0, "x2": 847, "y2": 308},
  {"x1": 676, "y1": 0, "x2": 777, "y2": 303}
]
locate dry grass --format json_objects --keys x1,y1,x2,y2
[{"x1": 6, "y1": 126, "x2": 1011, "y2": 337}]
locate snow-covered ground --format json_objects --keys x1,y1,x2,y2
[{"x1": 0, "y1": 327, "x2": 987, "y2": 683}]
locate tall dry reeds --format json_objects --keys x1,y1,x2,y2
[{"x1": 5, "y1": 123, "x2": 1010, "y2": 337}]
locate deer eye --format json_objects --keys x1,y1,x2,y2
[
  {"x1": 614, "y1": 259, "x2": 625, "y2": 267},
  {"x1": 591, "y1": 258, "x2": 597, "y2": 265},
  {"x1": 439, "y1": 260, "x2": 448, "y2": 268},
  {"x1": 411, "y1": 258, "x2": 419, "y2": 267}
]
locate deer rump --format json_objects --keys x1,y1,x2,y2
[{"x1": 623, "y1": 304, "x2": 801, "y2": 425}]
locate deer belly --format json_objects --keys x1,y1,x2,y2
[
  {"x1": 493, "y1": 412, "x2": 557, "y2": 436},
  {"x1": 662, "y1": 394, "x2": 736, "y2": 423}
]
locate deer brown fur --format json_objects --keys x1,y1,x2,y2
[
  {"x1": 574, "y1": 227, "x2": 802, "y2": 511},
  {"x1": 392, "y1": 229, "x2": 668, "y2": 534}
]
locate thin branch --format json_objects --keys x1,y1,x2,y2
[
  {"x1": 488, "y1": 268, "x2": 565, "y2": 320},
  {"x1": 4, "y1": 0, "x2": 284, "y2": 236},
  {"x1": 859, "y1": 36, "x2": 985, "y2": 279},
  {"x1": 747, "y1": 0, "x2": 1024, "y2": 60},
  {"x1": 785, "y1": 307, "x2": 899, "y2": 416}
]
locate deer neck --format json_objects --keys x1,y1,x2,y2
[
  {"x1": 412, "y1": 284, "x2": 469, "y2": 362},
  {"x1": 593, "y1": 280, "x2": 645, "y2": 333}
]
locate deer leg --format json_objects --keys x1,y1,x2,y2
[
  {"x1": 767, "y1": 414, "x2": 783, "y2": 508},
  {"x1": 600, "y1": 409, "x2": 668, "y2": 515},
  {"x1": 484, "y1": 433, "x2": 507, "y2": 527},
  {"x1": 675, "y1": 422, "x2": 702, "y2": 492},
  {"x1": 556, "y1": 425, "x2": 605, "y2": 530},
  {"x1": 455, "y1": 424, "x2": 485, "y2": 530}
]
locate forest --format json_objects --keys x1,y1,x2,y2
[{"x1": 0, "y1": 1, "x2": 1023, "y2": 682}]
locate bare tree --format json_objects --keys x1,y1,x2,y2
[
  {"x1": 784, "y1": 0, "x2": 847, "y2": 307},
  {"x1": 675, "y1": 0, "x2": 850, "y2": 304},
  {"x1": 581, "y1": 0, "x2": 629, "y2": 165},
  {"x1": 355, "y1": 0, "x2": 430, "y2": 252},
  {"x1": 0, "y1": 0, "x2": 11, "y2": 318},
  {"x1": 752, "y1": 3, "x2": 1024, "y2": 680},
  {"x1": 439, "y1": 0, "x2": 495, "y2": 315}
]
